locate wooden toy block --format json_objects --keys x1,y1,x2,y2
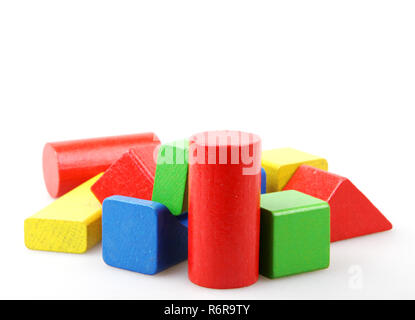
[
  {"x1": 188, "y1": 130, "x2": 261, "y2": 289},
  {"x1": 177, "y1": 212, "x2": 188, "y2": 227},
  {"x1": 260, "y1": 190, "x2": 330, "y2": 278},
  {"x1": 261, "y1": 167, "x2": 266, "y2": 194},
  {"x1": 102, "y1": 196, "x2": 188, "y2": 275},
  {"x1": 43, "y1": 132, "x2": 160, "y2": 198},
  {"x1": 152, "y1": 140, "x2": 189, "y2": 216},
  {"x1": 261, "y1": 147, "x2": 328, "y2": 192},
  {"x1": 24, "y1": 174, "x2": 103, "y2": 253},
  {"x1": 91, "y1": 144, "x2": 158, "y2": 204},
  {"x1": 283, "y1": 165, "x2": 392, "y2": 242}
]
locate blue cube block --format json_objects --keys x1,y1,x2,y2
[
  {"x1": 177, "y1": 212, "x2": 188, "y2": 227},
  {"x1": 102, "y1": 196, "x2": 188, "y2": 275},
  {"x1": 261, "y1": 167, "x2": 267, "y2": 194}
]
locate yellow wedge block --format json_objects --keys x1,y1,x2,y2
[
  {"x1": 24, "y1": 174, "x2": 103, "y2": 253},
  {"x1": 262, "y1": 148, "x2": 328, "y2": 192}
]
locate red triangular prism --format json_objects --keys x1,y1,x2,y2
[
  {"x1": 283, "y1": 165, "x2": 392, "y2": 242},
  {"x1": 91, "y1": 144, "x2": 158, "y2": 204}
]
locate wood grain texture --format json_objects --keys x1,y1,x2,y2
[
  {"x1": 91, "y1": 144, "x2": 158, "y2": 204},
  {"x1": 283, "y1": 165, "x2": 392, "y2": 242},
  {"x1": 261, "y1": 147, "x2": 328, "y2": 192},
  {"x1": 188, "y1": 130, "x2": 261, "y2": 289},
  {"x1": 42, "y1": 132, "x2": 160, "y2": 198},
  {"x1": 102, "y1": 196, "x2": 188, "y2": 275},
  {"x1": 260, "y1": 190, "x2": 330, "y2": 278},
  {"x1": 24, "y1": 174, "x2": 103, "y2": 253},
  {"x1": 152, "y1": 140, "x2": 189, "y2": 216}
]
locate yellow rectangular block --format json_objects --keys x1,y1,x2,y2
[
  {"x1": 262, "y1": 148, "x2": 328, "y2": 192},
  {"x1": 24, "y1": 174, "x2": 103, "y2": 253}
]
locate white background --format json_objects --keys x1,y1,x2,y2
[{"x1": 0, "y1": 1, "x2": 414, "y2": 299}]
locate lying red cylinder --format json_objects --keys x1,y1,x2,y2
[
  {"x1": 43, "y1": 132, "x2": 160, "y2": 198},
  {"x1": 188, "y1": 130, "x2": 262, "y2": 289}
]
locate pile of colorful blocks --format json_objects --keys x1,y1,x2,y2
[{"x1": 24, "y1": 131, "x2": 392, "y2": 289}]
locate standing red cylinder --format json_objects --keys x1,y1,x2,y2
[
  {"x1": 188, "y1": 130, "x2": 262, "y2": 289},
  {"x1": 43, "y1": 132, "x2": 160, "y2": 198}
]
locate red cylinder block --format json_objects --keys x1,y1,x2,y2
[
  {"x1": 188, "y1": 130, "x2": 262, "y2": 289},
  {"x1": 43, "y1": 133, "x2": 160, "y2": 198}
]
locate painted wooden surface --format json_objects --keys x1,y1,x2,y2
[
  {"x1": 261, "y1": 167, "x2": 266, "y2": 194},
  {"x1": 188, "y1": 130, "x2": 261, "y2": 289},
  {"x1": 91, "y1": 144, "x2": 158, "y2": 203},
  {"x1": 283, "y1": 165, "x2": 392, "y2": 242},
  {"x1": 24, "y1": 174, "x2": 103, "y2": 253},
  {"x1": 152, "y1": 140, "x2": 189, "y2": 216},
  {"x1": 260, "y1": 190, "x2": 330, "y2": 278},
  {"x1": 42, "y1": 133, "x2": 160, "y2": 197},
  {"x1": 261, "y1": 147, "x2": 328, "y2": 192},
  {"x1": 102, "y1": 196, "x2": 188, "y2": 275}
]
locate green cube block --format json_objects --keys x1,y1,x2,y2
[
  {"x1": 260, "y1": 190, "x2": 330, "y2": 278},
  {"x1": 152, "y1": 140, "x2": 189, "y2": 216}
]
